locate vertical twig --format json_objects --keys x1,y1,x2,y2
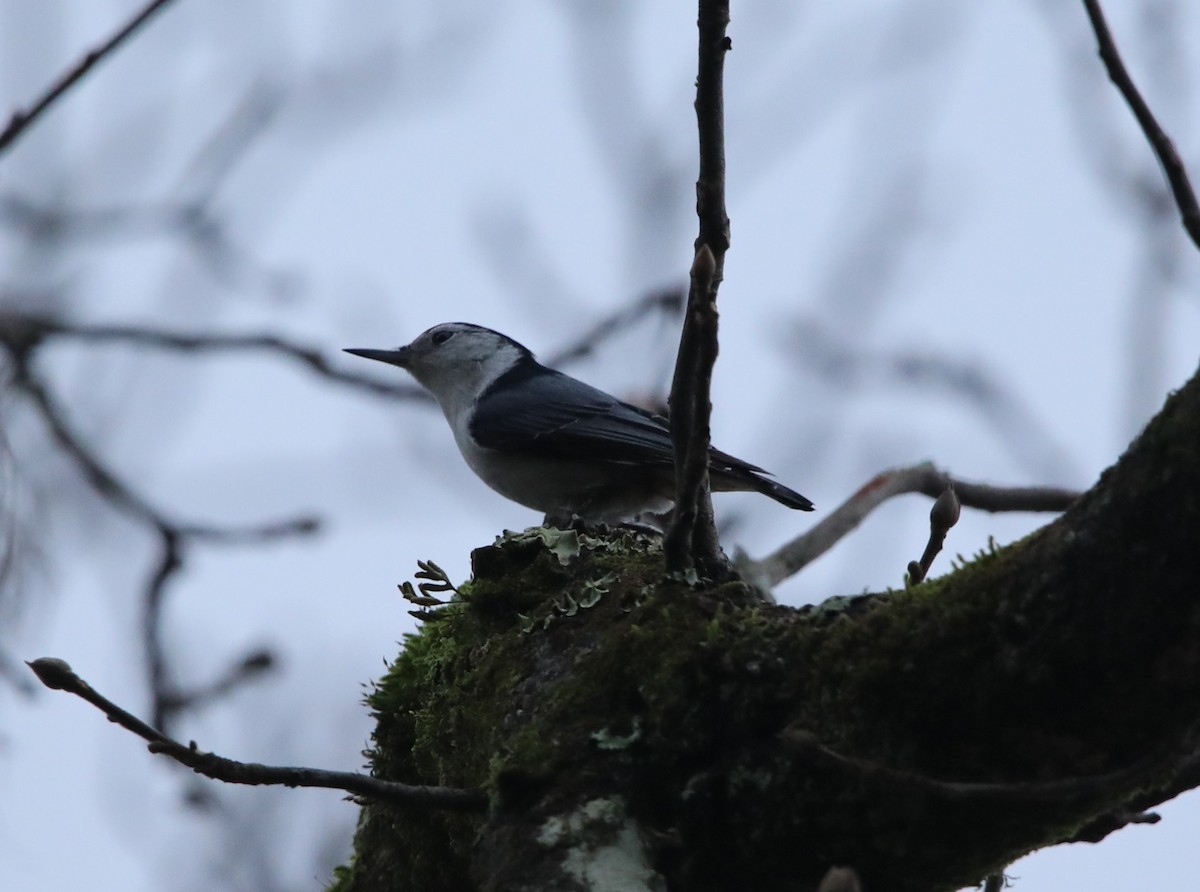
[
  {"x1": 1081, "y1": 0, "x2": 1200, "y2": 250},
  {"x1": 666, "y1": 247, "x2": 722, "y2": 575},
  {"x1": 665, "y1": 0, "x2": 732, "y2": 578}
]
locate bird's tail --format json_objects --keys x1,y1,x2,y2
[
  {"x1": 746, "y1": 475, "x2": 814, "y2": 511},
  {"x1": 709, "y1": 455, "x2": 814, "y2": 511}
]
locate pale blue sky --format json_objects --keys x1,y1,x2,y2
[{"x1": 1, "y1": 1, "x2": 1198, "y2": 889}]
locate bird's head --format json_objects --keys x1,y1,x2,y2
[{"x1": 346, "y1": 322, "x2": 535, "y2": 413}]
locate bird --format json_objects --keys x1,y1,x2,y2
[{"x1": 345, "y1": 322, "x2": 813, "y2": 526}]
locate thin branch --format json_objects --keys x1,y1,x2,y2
[
  {"x1": 178, "y1": 82, "x2": 286, "y2": 203},
  {"x1": 666, "y1": 247, "x2": 724, "y2": 575},
  {"x1": 1081, "y1": 0, "x2": 1200, "y2": 250},
  {"x1": 906, "y1": 486, "x2": 960, "y2": 585},
  {"x1": 665, "y1": 0, "x2": 732, "y2": 577},
  {"x1": 791, "y1": 320, "x2": 1074, "y2": 481},
  {"x1": 0, "y1": 0, "x2": 184, "y2": 157},
  {"x1": 2, "y1": 311, "x2": 426, "y2": 401},
  {"x1": 691, "y1": 0, "x2": 732, "y2": 259},
  {"x1": 159, "y1": 647, "x2": 275, "y2": 714},
  {"x1": 144, "y1": 529, "x2": 183, "y2": 731},
  {"x1": 27, "y1": 658, "x2": 487, "y2": 812},
  {"x1": 1, "y1": 81, "x2": 295, "y2": 302},
  {"x1": 740, "y1": 462, "x2": 1079, "y2": 588},
  {"x1": 10, "y1": 355, "x2": 321, "y2": 539},
  {"x1": 542, "y1": 286, "x2": 684, "y2": 369},
  {"x1": 14, "y1": 362, "x2": 170, "y2": 529},
  {"x1": 5, "y1": 344, "x2": 319, "y2": 732},
  {"x1": 0, "y1": 419, "x2": 19, "y2": 610}
]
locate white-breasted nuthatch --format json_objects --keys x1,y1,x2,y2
[{"x1": 345, "y1": 322, "x2": 813, "y2": 525}]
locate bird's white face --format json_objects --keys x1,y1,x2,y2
[{"x1": 389, "y1": 323, "x2": 530, "y2": 416}]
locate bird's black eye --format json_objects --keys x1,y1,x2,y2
[{"x1": 431, "y1": 330, "x2": 455, "y2": 346}]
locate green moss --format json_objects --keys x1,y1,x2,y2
[
  {"x1": 329, "y1": 516, "x2": 1169, "y2": 892},
  {"x1": 330, "y1": 527, "x2": 709, "y2": 892},
  {"x1": 328, "y1": 526, "x2": 794, "y2": 890}
]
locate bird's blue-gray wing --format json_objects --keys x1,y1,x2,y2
[
  {"x1": 469, "y1": 366, "x2": 813, "y2": 510},
  {"x1": 469, "y1": 369, "x2": 678, "y2": 465}
]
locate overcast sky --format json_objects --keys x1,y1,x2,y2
[{"x1": 1, "y1": 1, "x2": 1198, "y2": 890}]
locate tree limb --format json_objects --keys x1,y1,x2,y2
[
  {"x1": 334, "y1": 360, "x2": 1200, "y2": 889},
  {"x1": 27, "y1": 657, "x2": 486, "y2": 813},
  {"x1": 329, "y1": 360, "x2": 1200, "y2": 891}
]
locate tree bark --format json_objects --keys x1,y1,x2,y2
[{"x1": 330, "y1": 360, "x2": 1200, "y2": 892}]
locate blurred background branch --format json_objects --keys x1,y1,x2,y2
[
  {"x1": 1082, "y1": 0, "x2": 1200, "y2": 249},
  {"x1": 0, "y1": 0, "x2": 182, "y2": 156}
]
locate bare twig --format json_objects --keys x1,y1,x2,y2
[
  {"x1": 1031, "y1": 3, "x2": 1193, "y2": 432},
  {"x1": 542, "y1": 286, "x2": 684, "y2": 369},
  {"x1": 0, "y1": 81, "x2": 301, "y2": 301},
  {"x1": 665, "y1": 0, "x2": 732, "y2": 578},
  {"x1": 144, "y1": 529, "x2": 183, "y2": 730},
  {"x1": 666, "y1": 246, "x2": 724, "y2": 576},
  {"x1": 160, "y1": 647, "x2": 275, "y2": 714},
  {"x1": 691, "y1": 0, "x2": 732, "y2": 259},
  {"x1": 0, "y1": 420, "x2": 19, "y2": 609},
  {"x1": 4, "y1": 344, "x2": 319, "y2": 731},
  {"x1": 178, "y1": 82, "x2": 286, "y2": 203},
  {"x1": 27, "y1": 658, "x2": 486, "y2": 812},
  {"x1": 9, "y1": 357, "x2": 320, "y2": 541},
  {"x1": 0, "y1": 0, "x2": 184, "y2": 156},
  {"x1": 906, "y1": 486, "x2": 960, "y2": 585},
  {"x1": 0, "y1": 311, "x2": 426, "y2": 401},
  {"x1": 740, "y1": 463, "x2": 1078, "y2": 588},
  {"x1": 1081, "y1": 0, "x2": 1200, "y2": 250},
  {"x1": 791, "y1": 320, "x2": 1074, "y2": 481}
]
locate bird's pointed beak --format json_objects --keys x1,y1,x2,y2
[{"x1": 344, "y1": 346, "x2": 411, "y2": 368}]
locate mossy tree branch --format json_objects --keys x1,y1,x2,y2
[{"x1": 332, "y1": 361, "x2": 1200, "y2": 891}]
